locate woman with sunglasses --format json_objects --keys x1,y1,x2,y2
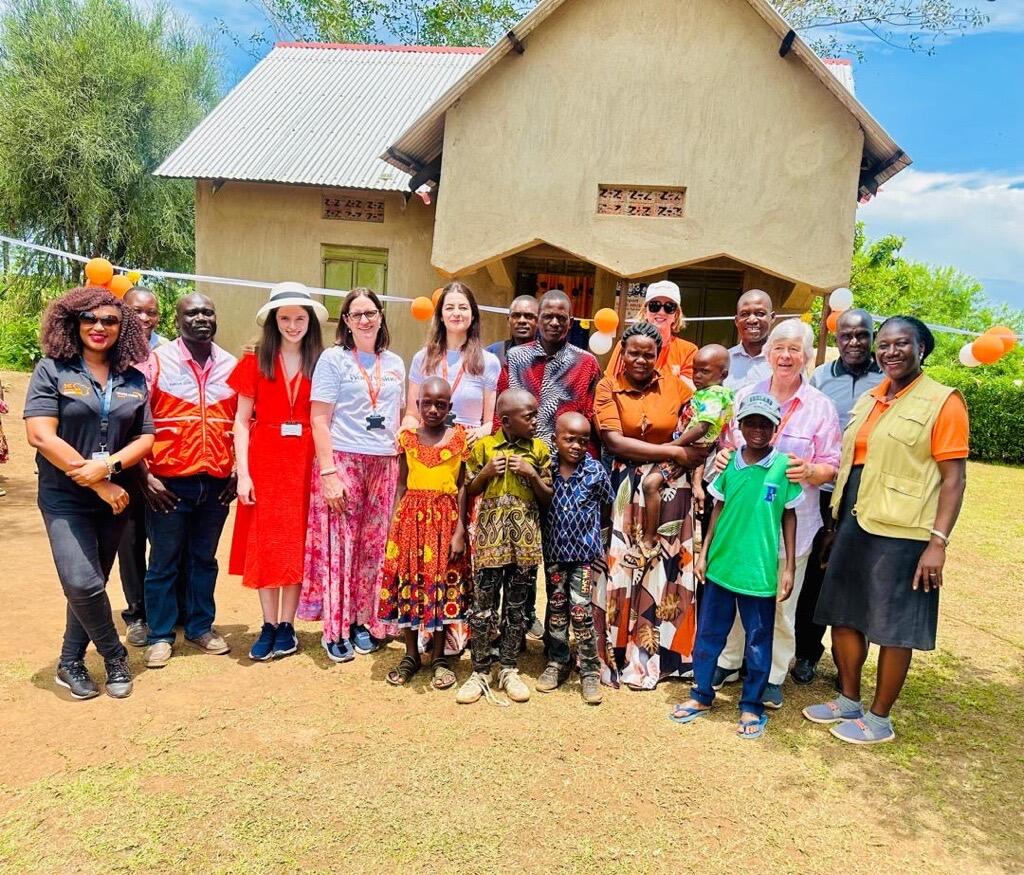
[
  {"x1": 299, "y1": 288, "x2": 406, "y2": 663},
  {"x1": 24, "y1": 287, "x2": 153, "y2": 700},
  {"x1": 604, "y1": 281, "x2": 698, "y2": 385}
]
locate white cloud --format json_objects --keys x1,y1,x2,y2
[{"x1": 858, "y1": 168, "x2": 1024, "y2": 309}]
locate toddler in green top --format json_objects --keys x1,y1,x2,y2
[
  {"x1": 630, "y1": 344, "x2": 733, "y2": 565},
  {"x1": 669, "y1": 392, "x2": 802, "y2": 740}
]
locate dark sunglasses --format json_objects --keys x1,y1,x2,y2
[
  {"x1": 646, "y1": 300, "x2": 678, "y2": 315},
  {"x1": 79, "y1": 312, "x2": 122, "y2": 328}
]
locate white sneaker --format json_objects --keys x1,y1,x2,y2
[
  {"x1": 498, "y1": 667, "x2": 530, "y2": 703},
  {"x1": 146, "y1": 641, "x2": 172, "y2": 668},
  {"x1": 456, "y1": 671, "x2": 492, "y2": 705}
]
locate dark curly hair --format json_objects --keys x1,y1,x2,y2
[
  {"x1": 40, "y1": 286, "x2": 150, "y2": 373},
  {"x1": 620, "y1": 320, "x2": 663, "y2": 352},
  {"x1": 877, "y1": 315, "x2": 936, "y2": 363}
]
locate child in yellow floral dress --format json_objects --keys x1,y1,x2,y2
[{"x1": 379, "y1": 377, "x2": 470, "y2": 690}]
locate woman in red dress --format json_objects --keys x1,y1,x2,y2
[{"x1": 229, "y1": 283, "x2": 327, "y2": 660}]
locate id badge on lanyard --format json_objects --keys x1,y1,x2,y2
[{"x1": 90, "y1": 371, "x2": 114, "y2": 461}]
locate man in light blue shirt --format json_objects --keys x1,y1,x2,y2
[{"x1": 724, "y1": 289, "x2": 774, "y2": 390}]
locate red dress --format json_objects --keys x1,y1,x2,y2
[{"x1": 228, "y1": 352, "x2": 315, "y2": 589}]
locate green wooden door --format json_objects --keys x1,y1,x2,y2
[{"x1": 321, "y1": 245, "x2": 388, "y2": 320}]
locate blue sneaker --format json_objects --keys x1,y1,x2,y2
[
  {"x1": 323, "y1": 636, "x2": 354, "y2": 663},
  {"x1": 273, "y1": 622, "x2": 298, "y2": 657},
  {"x1": 803, "y1": 698, "x2": 864, "y2": 724},
  {"x1": 351, "y1": 625, "x2": 377, "y2": 655},
  {"x1": 830, "y1": 716, "x2": 896, "y2": 745},
  {"x1": 248, "y1": 623, "x2": 277, "y2": 661},
  {"x1": 762, "y1": 683, "x2": 784, "y2": 710}
]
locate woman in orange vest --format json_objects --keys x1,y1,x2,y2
[{"x1": 804, "y1": 316, "x2": 969, "y2": 745}]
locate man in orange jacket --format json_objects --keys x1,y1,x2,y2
[{"x1": 140, "y1": 293, "x2": 238, "y2": 668}]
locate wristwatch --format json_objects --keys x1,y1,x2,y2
[{"x1": 105, "y1": 457, "x2": 123, "y2": 478}]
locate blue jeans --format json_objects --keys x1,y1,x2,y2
[
  {"x1": 691, "y1": 579, "x2": 776, "y2": 718},
  {"x1": 144, "y1": 474, "x2": 230, "y2": 644}
]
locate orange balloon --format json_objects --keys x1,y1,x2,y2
[
  {"x1": 84, "y1": 257, "x2": 114, "y2": 286},
  {"x1": 986, "y1": 325, "x2": 1017, "y2": 353},
  {"x1": 971, "y1": 333, "x2": 1005, "y2": 364},
  {"x1": 826, "y1": 310, "x2": 840, "y2": 333},
  {"x1": 593, "y1": 307, "x2": 619, "y2": 335},
  {"x1": 410, "y1": 296, "x2": 434, "y2": 321},
  {"x1": 109, "y1": 275, "x2": 133, "y2": 298},
  {"x1": 432, "y1": 287, "x2": 444, "y2": 306}
]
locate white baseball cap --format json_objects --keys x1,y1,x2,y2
[
  {"x1": 644, "y1": 280, "x2": 681, "y2": 306},
  {"x1": 255, "y1": 282, "x2": 329, "y2": 326},
  {"x1": 737, "y1": 392, "x2": 782, "y2": 425}
]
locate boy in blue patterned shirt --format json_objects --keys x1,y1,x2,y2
[{"x1": 539, "y1": 412, "x2": 614, "y2": 705}]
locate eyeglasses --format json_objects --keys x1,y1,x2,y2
[
  {"x1": 345, "y1": 309, "x2": 380, "y2": 324},
  {"x1": 79, "y1": 312, "x2": 122, "y2": 328},
  {"x1": 646, "y1": 300, "x2": 678, "y2": 315}
]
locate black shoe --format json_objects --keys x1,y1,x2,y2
[
  {"x1": 55, "y1": 660, "x2": 100, "y2": 700},
  {"x1": 104, "y1": 656, "x2": 134, "y2": 699},
  {"x1": 790, "y1": 658, "x2": 817, "y2": 686}
]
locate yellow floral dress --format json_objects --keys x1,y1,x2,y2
[{"x1": 377, "y1": 427, "x2": 470, "y2": 631}]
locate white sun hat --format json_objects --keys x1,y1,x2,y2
[
  {"x1": 644, "y1": 280, "x2": 681, "y2": 305},
  {"x1": 255, "y1": 282, "x2": 329, "y2": 326}
]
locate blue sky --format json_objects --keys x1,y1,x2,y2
[{"x1": 168, "y1": 0, "x2": 1024, "y2": 311}]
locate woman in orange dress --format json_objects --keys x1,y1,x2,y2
[
  {"x1": 604, "y1": 280, "x2": 697, "y2": 386},
  {"x1": 229, "y1": 283, "x2": 326, "y2": 661}
]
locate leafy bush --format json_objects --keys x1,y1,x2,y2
[
  {"x1": 928, "y1": 366, "x2": 1024, "y2": 465},
  {"x1": 0, "y1": 314, "x2": 42, "y2": 370}
]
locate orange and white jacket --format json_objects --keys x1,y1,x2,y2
[{"x1": 143, "y1": 339, "x2": 238, "y2": 479}]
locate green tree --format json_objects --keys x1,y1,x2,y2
[
  {"x1": 239, "y1": 0, "x2": 988, "y2": 51},
  {"x1": 0, "y1": 0, "x2": 219, "y2": 280}
]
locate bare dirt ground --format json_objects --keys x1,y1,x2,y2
[{"x1": 0, "y1": 368, "x2": 1021, "y2": 873}]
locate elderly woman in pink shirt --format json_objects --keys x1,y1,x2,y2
[{"x1": 711, "y1": 319, "x2": 841, "y2": 711}]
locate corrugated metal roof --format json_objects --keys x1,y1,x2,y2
[
  {"x1": 384, "y1": 0, "x2": 908, "y2": 199},
  {"x1": 155, "y1": 43, "x2": 485, "y2": 190},
  {"x1": 823, "y1": 58, "x2": 855, "y2": 96}
]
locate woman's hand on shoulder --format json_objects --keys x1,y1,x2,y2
[{"x1": 467, "y1": 423, "x2": 491, "y2": 449}]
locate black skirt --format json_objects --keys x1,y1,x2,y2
[{"x1": 814, "y1": 466, "x2": 938, "y2": 650}]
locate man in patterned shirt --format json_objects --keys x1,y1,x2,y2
[{"x1": 498, "y1": 290, "x2": 602, "y2": 454}]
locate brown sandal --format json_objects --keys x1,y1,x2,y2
[
  {"x1": 432, "y1": 656, "x2": 457, "y2": 690},
  {"x1": 386, "y1": 655, "x2": 422, "y2": 686}
]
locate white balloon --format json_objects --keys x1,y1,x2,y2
[
  {"x1": 959, "y1": 341, "x2": 981, "y2": 368},
  {"x1": 589, "y1": 331, "x2": 615, "y2": 356},
  {"x1": 829, "y1": 287, "x2": 853, "y2": 312}
]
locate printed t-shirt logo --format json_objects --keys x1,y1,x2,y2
[
  {"x1": 764, "y1": 484, "x2": 778, "y2": 503},
  {"x1": 61, "y1": 382, "x2": 89, "y2": 397}
]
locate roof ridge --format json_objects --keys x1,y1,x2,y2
[{"x1": 274, "y1": 41, "x2": 487, "y2": 55}]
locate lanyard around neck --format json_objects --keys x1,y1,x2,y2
[
  {"x1": 82, "y1": 359, "x2": 114, "y2": 451},
  {"x1": 351, "y1": 349, "x2": 383, "y2": 409}
]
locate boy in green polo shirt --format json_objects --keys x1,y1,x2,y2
[{"x1": 669, "y1": 393, "x2": 802, "y2": 739}]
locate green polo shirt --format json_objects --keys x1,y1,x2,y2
[{"x1": 705, "y1": 449, "x2": 803, "y2": 597}]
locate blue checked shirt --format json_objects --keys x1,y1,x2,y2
[{"x1": 544, "y1": 454, "x2": 614, "y2": 564}]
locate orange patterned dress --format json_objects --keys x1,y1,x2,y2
[{"x1": 377, "y1": 427, "x2": 470, "y2": 631}]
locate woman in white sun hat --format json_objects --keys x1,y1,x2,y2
[
  {"x1": 228, "y1": 282, "x2": 327, "y2": 661},
  {"x1": 603, "y1": 280, "x2": 698, "y2": 386}
]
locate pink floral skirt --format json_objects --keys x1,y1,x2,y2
[{"x1": 299, "y1": 450, "x2": 399, "y2": 642}]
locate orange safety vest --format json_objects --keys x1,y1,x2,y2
[{"x1": 144, "y1": 340, "x2": 238, "y2": 479}]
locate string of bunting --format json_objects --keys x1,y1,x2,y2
[{"x1": 1, "y1": 234, "x2": 1018, "y2": 365}]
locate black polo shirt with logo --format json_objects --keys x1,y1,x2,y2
[{"x1": 23, "y1": 357, "x2": 154, "y2": 514}]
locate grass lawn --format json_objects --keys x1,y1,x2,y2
[{"x1": 0, "y1": 369, "x2": 1021, "y2": 873}]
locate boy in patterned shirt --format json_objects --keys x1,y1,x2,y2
[
  {"x1": 538, "y1": 411, "x2": 614, "y2": 705},
  {"x1": 457, "y1": 390, "x2": 553, "y2": 705},
  {"x1": 627, "y1": 344, "x2": 734, "y2": 566}
]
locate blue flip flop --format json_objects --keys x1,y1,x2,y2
[
  {"x1": 737, "y1": 713, "x2": 769, "y2": 740},
  {"x1": 668, "y1": 704, "x2": 710, "y2": 725}
]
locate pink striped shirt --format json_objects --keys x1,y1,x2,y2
[{"x1": 724, "y1": 377, "x2": 842, "y2": 557}]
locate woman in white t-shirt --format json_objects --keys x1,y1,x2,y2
[
  {"x1": 299, "y1": 288, "x2": 405, "y2": 664},
  {"x1": 404, "y1": 281, "x2": 499, "y2": 445}
]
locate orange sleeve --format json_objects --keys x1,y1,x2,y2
[
  {"x1": 604, "y1": 344, "x2": 621, "y2": 380},
  {"x1": 931, "y1": 391, "x2": 970, "y2": 462},
  {"x1": 594, "y1": 376, "x2": 622, "y2": 433},
  {"x1": 677, "y1": 340, "x2": 698, "y2": 380}
]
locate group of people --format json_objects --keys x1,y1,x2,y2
[{"x1": 25, "y1": 275, "x2": 968, "y2": 745}]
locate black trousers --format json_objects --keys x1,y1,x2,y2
[
  {"x1": 116, "y1": 492, "x2": 147, "y2": 624},
  {"x1": 42, "y1": 509, "x2": 129, "y2": 664},
  {"x1": 794, "y1": 525, "x2": 829, "y2": 663}
]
